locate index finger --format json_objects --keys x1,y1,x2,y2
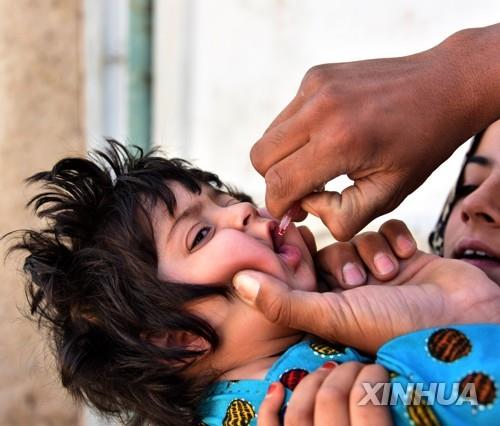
[
  {"x1": 251, "y1": 112, "x2": 310, "y2": 177},
  {"x1": 263, "y1": 140, "x2": 343, "y2": 218}
]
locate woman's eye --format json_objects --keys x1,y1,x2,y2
[
  {"x1": 455, "y1": 184, "x2": 478, "y2": 198},
  {"x1": 191, "y1": 226, "x2": 211, "y2": 250}
]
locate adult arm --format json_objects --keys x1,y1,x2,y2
[{"x1": 251, "y1": 24, "x2": 500, "y2": 241}]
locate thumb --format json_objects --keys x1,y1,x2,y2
[
  {"x1": 232, "y1": 270, "x2": 327, "y2": 329},
  {"x1": 233, "y1": 271, "x2": 388, "y2": 353},
  {"x1": 301, "y1": 175, "x2": 401, "y2": 241}
]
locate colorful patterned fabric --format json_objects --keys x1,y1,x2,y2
[{"x1": 199, "y1": 324, "x2": 499, "y2": 425}]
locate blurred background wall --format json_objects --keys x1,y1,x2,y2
[
  {"x1": 0, "y1": 0, "x2": 84, "y2": 425},
  {"x1": 0, "y1": 1, "x2": 498, "y2": 425}
]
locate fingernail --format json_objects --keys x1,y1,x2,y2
[
  {"x1": 266, "y1": 382, "x2": 278, "y2": 397},
  {"x1": 342, "y1": 262, "x2": 366, "y2": 287},
  {"x1": 233, "y1": 273, "x2": 260, "y2": 305},
  {"x1": 374, "y1": 253, "x2": 395, "y2": 275},
  {"x1": 396, "y1": 235, "x2": 415, "y2": 253},
  {"x1": 321, "y1": 361, "x2": 337, "y2": 370}
]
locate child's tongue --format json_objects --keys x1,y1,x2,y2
[{"x1": 277, "y1": 244, "x2": 302, "y2": 271}]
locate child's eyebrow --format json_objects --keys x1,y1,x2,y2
[{"x1": 166, "y1": 201, "x2": 203, "y2": 242}]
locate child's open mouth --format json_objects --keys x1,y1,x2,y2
[{"x1": 270, "y1": 222, "x2": 302, "y2": 272}]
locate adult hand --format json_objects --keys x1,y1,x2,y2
[
  {"x1": 258, "y1": 362, "x2": 392, "y2": 426},
  {"x1": 251, "y1": 24, "x2": 500, "y2": 241},
  {"x1": 233, "y1": 252, "x2": 500, "y2": 354}
]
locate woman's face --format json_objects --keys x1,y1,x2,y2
[{"x1": 443, "y1": 120, "x2": 500, "y2": 285}]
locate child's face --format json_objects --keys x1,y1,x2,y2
[{"x1": 150, "y1": 181, "x2": 317, "y2": 374}]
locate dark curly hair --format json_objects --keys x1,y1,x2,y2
[{"x1": 3, "y1": 140, "x2": 253, "y2": 425}]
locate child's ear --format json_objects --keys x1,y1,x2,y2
[{"x1": 141, "y1": 330, "x2": 209, "y2": 353}]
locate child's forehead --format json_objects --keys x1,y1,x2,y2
[
  {"x1": 149, "y1": 180, "x2": 227, "y2": 224},
  {"x1": 162, "y1": 180, "x2": 224, "y2": 210},
  {"x1": 149, "y1": 181, "x2": 230, "y2": 248}
]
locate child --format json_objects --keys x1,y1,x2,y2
[{"x1": 6, "y1": 140, "x2": 499, "y2": 426}]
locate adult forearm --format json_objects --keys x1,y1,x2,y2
[{"x1": 437, "y1": 24, "x2": 500, "y2": 144}]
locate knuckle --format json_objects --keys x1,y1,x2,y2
[
  {"x1": 303, "y1": 65, "x2": 329, "y2": 90},
  {"x1": 317, "y1": 385, "x2": 348, "y2": 407},
  {"x1": 364, "y1": 363, "x2": 388, "y2": 377},
  {"x1": 353, "y1": 231, "x2": 381, "y2": 248},
  {"x1": 310, "y1": 191, "x2": 357, "y2": 242},
  {"x1": 265, "y1": 166, "x2": 291, "y2": 200},
  {"x1": 319, "y1": 242, "x2": 343, "y2": 260},
  {"x1": 324, "y1": 214, "x2": 353, "y2": 243},
  {"x1": 351, "y1": 364, "x2": 388, "y2": 400},
  {"x1": 380, "y1": 218, "x2": 405, "y2": 234},
  {"x1": 253, "y1": 127, "x2": 287, "y2": 166},
  {"x1": 346, "y1": 361, "x2": 364, "y2": 369},
  {"x1": 285, "y1": 407, "x2": 310, "y2": 426},
  {"x1": 328, "y1": 205, "x2": 358, "y2": 242},
  {"x1": 249, "y1": 143, "x2": 265, "y2": 173},
  {"x1": 363, "y1": 364, "x2": 386, "y2": 374},
  {"x1": 336, "y1": 242, "x2": 357, "y2": 262},
  {"x1": 264, "y1": 292, "x2": 291, "y2": 325},
  {"x1": 316, "y1": 248, "x2": 333, "y2": 273},
  {"x1": 267, "y1": 127, "x2": 287, "y2": 149},
  {"x1": 329, "y1": 222, "x2": 354, "y2": 242},
  {"x1": 334, "y1": 228, "x2": 354, "y2": 242}
]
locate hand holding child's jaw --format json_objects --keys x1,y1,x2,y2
[{"x1": 233, "y1": 250, "x2": 500, "y2": 354}]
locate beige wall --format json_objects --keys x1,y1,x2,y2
[{"x1": 0, "y1": 0, "x2": 84, "y2": 424}]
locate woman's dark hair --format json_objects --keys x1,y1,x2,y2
[
  {"x1": 3, "y1": 140, "x2": 253, "y2": 425},
  {"x1": 428, "y1": 130, "x2": 485, "y2": 255}
]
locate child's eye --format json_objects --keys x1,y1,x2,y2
[
  {"x1": 190, "y1": 226, "x2": 211, "y2": 250},
  {"x1": 455, "y1": 184, "x2": 478, "y2": 199}
]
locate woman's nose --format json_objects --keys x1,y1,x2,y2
[{"x1": 460, "y1": 182, "x2": 499, "y2": 226}]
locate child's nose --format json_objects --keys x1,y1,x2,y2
[{"x1": 222, "y1": 202, "x2": 258, "y2": 230}]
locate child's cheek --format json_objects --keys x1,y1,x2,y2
[{"x1": 192, "y1": 233, "x2": 286, "y2": 284}]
